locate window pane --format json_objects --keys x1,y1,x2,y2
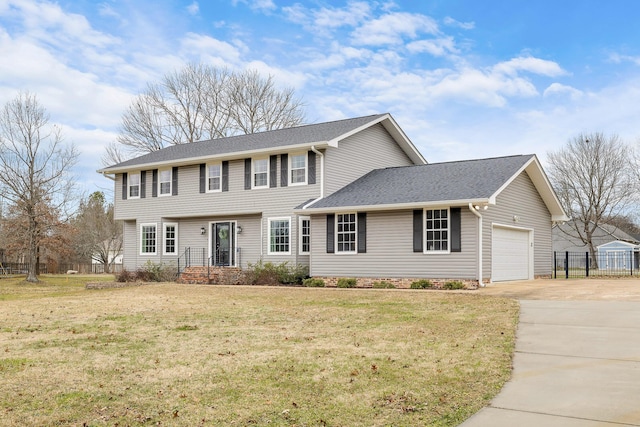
[
  {"x1": 336, "y1": 213, "x2": 357, "y2": 253},
  {"x1": 301, "y1": 218, "x2": 310, "y2": 253},
  {"x1": 425, "y1": 209, "x2": 449, "y2": 252},
  {"x1": 270, "y1": 219, "x2": 290, "y2": 253},
  {"x1": 208, "y1": 164, "x2": 221, "y2": 191},
  {"x1": 159, "y1": 170, "x2": 171, "y2": 195},
  {"x1": 165, "y1": 225, "x2": 176, "y2": 254},
  {"x1": 142, "y1": 225, "x2": 156, "y2": 254}
]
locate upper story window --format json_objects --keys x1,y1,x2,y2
[
  {"x1": 425, "y1": 208, "x2": 449, "y2": 252},
  {"x1": 253, "y1": 158, "x2": 269, "y2": 188},
  {"x1": 336, "y1": 213, "x2": 357, "y2": 253},
  {"x1": 159, "y1": 169, "x2": 172, "y2": 196},
  {"x1": 207, "y1": 163, "x2": 222, "y2": 192},
  {"x1": 129, "y1": 172, "x2": 140, "y2": 199},
  {"x1": 290, "y1": 153, "x2": 307, "y2": 185}
]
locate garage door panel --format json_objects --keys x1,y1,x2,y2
[{"x1": 492, "y1": 227, "x2": 530, "y2": 281}]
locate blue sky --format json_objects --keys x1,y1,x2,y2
[{"x1": 2, "y1": 0, "x2": 640, "y2": 197}]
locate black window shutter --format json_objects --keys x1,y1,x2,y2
[
  {"x1": 451, "y1": 208, "x2": 461, "y2": 252},
  {"x1": 308, "y1": 151, "x2": 316, "y2": 185},
  {"x1": 357, "y1": 212, "x2": 367, "y2": 253},
  {"x1": 222, "y1": 161, "x2": 229, "y2": 192},
  {"x1": 413, "y1": 209, "x2": 423, "y2": 252},
  {"x1": 172, "y1": 167, "x2": 178, "y2": 196},
  {"x1": 140, "y1": 171, "x2": 146, "y2": 199},
  {"x1": 326, "y1": 214, "x2": 335, "y2": 253},
  {"x1": 244, "y1": 159, "x2": 251, "y2": 190},
  {"x1": 269, "y1": 155, "x2": 277, "y2": 188},
  {"x1": 122, "y1": 173, "x2": 128, "y2": 200},
  {"x1": 280, "y1": 154, "x2": 288, "y2": 187},
  {"x1": 199, "y1": 164, "x2": 206, "y2": 193},
  {"x1": 152, "y1": 169, "x2": 158, "y2": 197}
]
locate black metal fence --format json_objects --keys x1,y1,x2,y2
[
  {"x1": 554, "y1": 251, "x2": 640, "y2": 278},
  {"x1": 0, "y1": 262, "x2": 122, "y2": 275}
]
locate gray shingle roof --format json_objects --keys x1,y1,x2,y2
[
  {"x1": 104, "y1": 113, "x2": 388, "y2": 170},
  {"x1": 305, "y1": 155, "x2": 534, "y2": 209}
]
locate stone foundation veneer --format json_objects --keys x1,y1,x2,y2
[{"x1": 315, "y1": 277, "x2": 481, "y2": 290}]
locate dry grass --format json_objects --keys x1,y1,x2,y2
[{"x1": 0, "y1": 275, "x2": 518, "y2": 426}]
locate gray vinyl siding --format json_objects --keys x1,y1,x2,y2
[
  {"x1": 482, "y1": 171, "x2": 553, "y2": 279},
  {"x1": 114, "y1": 157, "x2": 319, "y2": 220},
  {"x1": 122, "y1": 220, "x2": 137, "y2": 270},
  {"x1": 115, "y1": 156, "x2": 320, "y2": 270},
  {"x1": 324, "y1": 124, "x2": 415, "y2": 196},
  {"x1": 309, "y1": 209, "x2": 478, "y2": 279}
]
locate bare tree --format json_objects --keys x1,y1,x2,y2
[
  {"x1": 0, "y1": 92, "x2": 78, "y2": 282},
  {"x1": 547, "y1": 132, "x2": 636, "y2": 267},
  {"x1": 72, "y1": 191, "x2": 122, "y2": 274},
  {"x1": 103, "y1": 64, "x2": 305, "y2": 165}
]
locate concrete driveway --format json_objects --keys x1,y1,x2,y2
[
  {"x1": 476, "y1": 277, "x2": 640, "y2": 301},
  {"x1": 460, "y1": 279, "x2": 640, "y2": 426}
]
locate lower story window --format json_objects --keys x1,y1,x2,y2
[
  {"x1": 269, "y1": 217, "x2": 290, "y2": 254},
  {"x1": 141, "y1": 223, "x2": 157, "y2": 255},
  {"x1": 425, "y1": 208, "x2": 449, "y2": 252},
  {"x1": 299, "y1": 216, "x2": 310, "y2": 254},
  {"x1": 336, "y1": 213, "x2": 356, "y2": 253},
  {"x1": 164, "y1": 223, "x2": 177, "y2": 255}
]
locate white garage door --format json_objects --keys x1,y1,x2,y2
[{"x1": 492, "y1": 226, "x2": 531, "y2": 282}]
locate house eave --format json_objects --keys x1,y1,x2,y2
[
  {"x1": 97, "y1": 141, "x2": 332, "y2": 174},
  {"x1": 294, "y1": 198, "x2": 492, "y2": 214}
]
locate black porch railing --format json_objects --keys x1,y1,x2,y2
[
  {"x1": 177, "y1": 247, "x2": 242, "y2": 281},
  {"x1": 177, "y1": 247, "x2": 207, "y2": 275},
  {"x1": 554, "y1": 251, "x2": 640, "y2": 278}
]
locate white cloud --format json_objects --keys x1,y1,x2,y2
[
  {"x1": 608, "y1": 53, "x2": 640, "y2": 66},
  {"x1": 443, "y1": 16, "x2": 475, "y2": 30},
  {"x1": 406, "y1": 36, "x2": 458, "y2": 57},
  {"x1": 179, "y1": 33, "x2": 247, "y2": 66},
  {"x1": 233, "y1": 0, "x2": 276, "y2": 12},
  {"x1": 543, "y1": 83, "x2": 584, "y2": 100},
  {"x1": 351, "y1": 12, "x2": 439, "y2": 45},
  {"x1": 313, "y1": 1, "x2": 372, "y2": 29},
  {"x1": 492, "y1": 56, "x2": 566, "y2": 77},
  {"x1": 12, "y1": 0, "x2": 117, "y2": 49},
  {"x1": 187, "y1": 2, "x2": 199, "y2": 16}
]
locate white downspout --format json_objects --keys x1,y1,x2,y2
[
  {"x1": 468, "y1": 203, "x2": 485, "y2": 287},
  {"x1": 302, "y1": 145, "x2": 325, "y2": 209}
]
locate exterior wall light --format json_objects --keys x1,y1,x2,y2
[
  {"x1": 200, "y1": 227, "x2": 206, "y2": 235},
  {"x1": 237, "y1": 225, "x2": 242, "y2": 234}
]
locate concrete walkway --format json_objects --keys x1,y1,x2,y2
[{"x1": 460, "y1": 284, "x2": 640, "y2": 426}]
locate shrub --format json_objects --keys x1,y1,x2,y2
[
  {"x1": 443, "y1": 280, "x2": 466, "y2": 290},
  {"x1": 372, "y1": 281, "x2": 396, "y2": 289},
  {"x1": 246, "y1": 260, "x2": 309, "y2": 285},
  {"x1": 116, "y1": 269, "x2": 136, "y2": 283},
  {"x1": 410, "y1": 279, "x2": 433, "y2": 289},
  {"x1": 336, "y1": 278, "x2": 357, "y2": 288},
  {"x1": 303, "y1": 278, "x2": 325, "y2": 287},
  {"x1": 139, "y1": 261, "x2": 178, "y2": 282}
]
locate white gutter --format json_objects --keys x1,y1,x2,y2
[
  {"x1": 302, "y1": 145, "x2": 325, "y2": 209},
  {"x1": 101, "y1": 172, "x2": 115, "y2": 181},
  {"x1": 469, "y1": 203, "x2": 485, "y2": 287}
]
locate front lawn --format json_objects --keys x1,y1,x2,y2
[{"x1": 0, "y1": 275, "x2": 518, "y2": 426}]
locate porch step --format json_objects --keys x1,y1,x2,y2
[{"x1": 178, "y1": 266, "x2": 244, "y2": 285}]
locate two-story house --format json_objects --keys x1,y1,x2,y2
[{"x1": 98, "y1": 113, "x2": 566, "y2": 285}]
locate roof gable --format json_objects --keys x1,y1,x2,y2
[{"x1": 98, "y1": 113, "x2": 425, "y2": 173}]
